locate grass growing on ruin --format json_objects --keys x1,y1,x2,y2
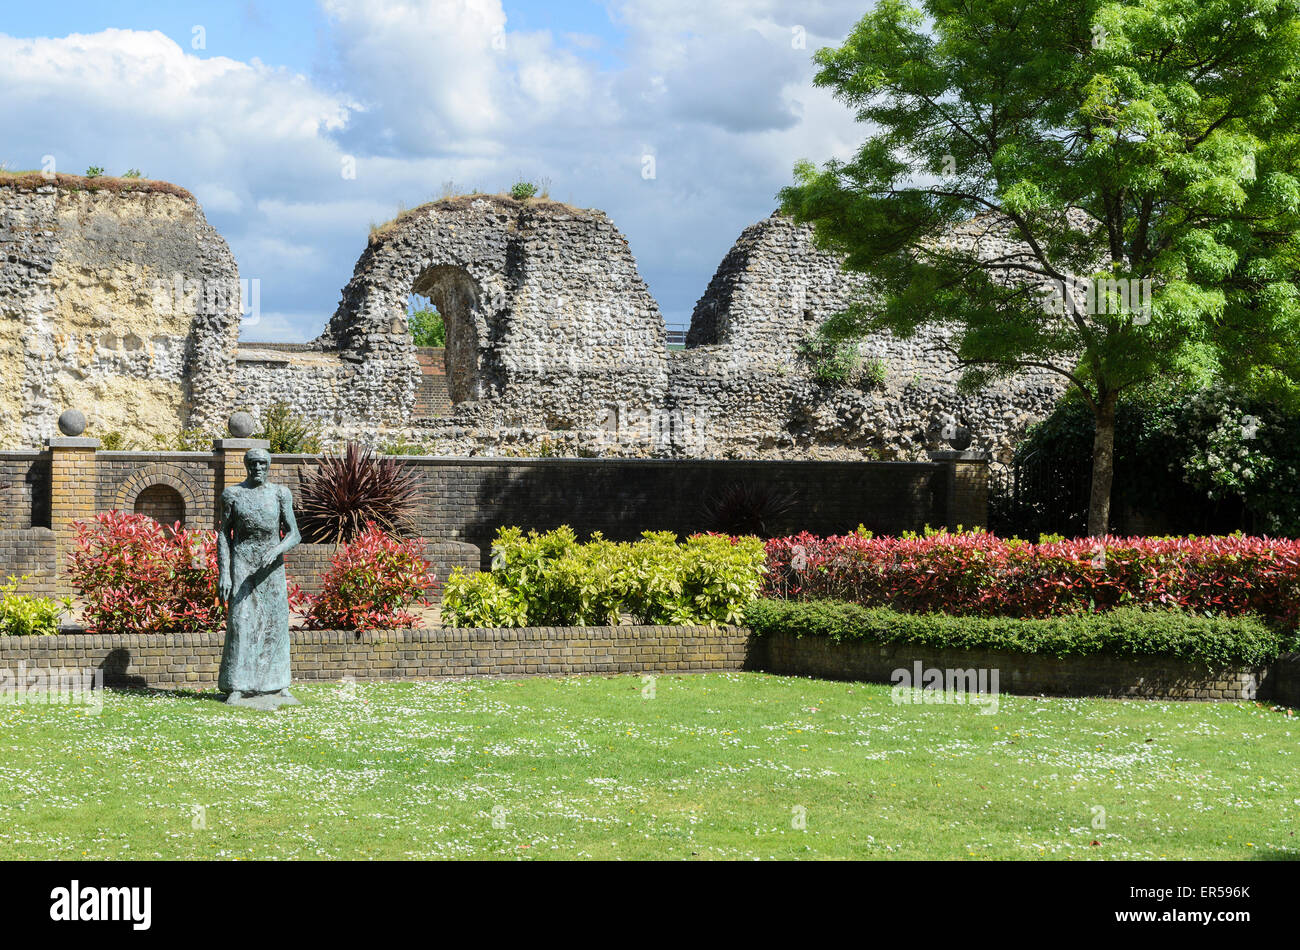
[{"x1": 0, "y1": 673, "x2": 1296, "y2": 860}]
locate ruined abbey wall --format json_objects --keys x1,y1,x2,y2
[
  {"x1": 0, "y1": 174, "x2": 241, "y2": 447},
  {"x1": 0, "y1": 178, "x2": 1063, "y2": 462},
  {"x1": 668, "y1": 213, "x2": 1067, "y2": 461}
]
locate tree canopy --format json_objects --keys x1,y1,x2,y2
[{"x1": 780, "y1": 0, "x2": 1300, "y2": 534}]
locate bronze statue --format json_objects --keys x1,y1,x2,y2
[{"x1": 217, "y1": 448, "x2": 302, "y2": 709}]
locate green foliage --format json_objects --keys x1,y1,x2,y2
[
  {"x1": 1005, "y1": 381, "x2": 1300, "y2": 536},
  {"x1": 745, "y1": 598, "x2": 1289, "y2": 669},
  {"x1": 797, "y1": 329, "x2": 860, "y2": 384},
  {"x1": 509, "y1": 181, "x2": 539, "y2": 200},
  {"x1": 407, "y1": 306, "x2": 446, "y2": 347},
  {"x1": 780, "y1": 0, "x2": 1300, "y2": 531},
  {"x1": 440, "y1": 527, "x2": 767, "y2": 628},
  {"x1": 152, "y1": 428, "x2": 217, "y2": 452},
  {"x1": 254, "y1": 402, "x2": 323, "y2": 454},
  {"x1": 84, "y1": 166, "x2": 104, "y2": 178},
  {"x1": 440, "y1": 570, "x2": 528, "y2": 628},
  {"x1": 100, "y1": 431, "x2": 127, "y2": 451},
  {"x1": 122, "y1": 169, "x2": 143, "y2": 179},
  {"x1": 860, "y1": 357, "x2": 887, "y2": 388},
  {"x1": 0, "y1": 577, "x2": 68, "y2": 636}
]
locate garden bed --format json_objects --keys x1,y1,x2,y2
[{"x1": 745, "y1": 599, "x2": 1297, "y2": 702}]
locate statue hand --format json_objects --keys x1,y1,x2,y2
[{"x1": 218, "y1": 574, "x2": 232, "y2": 604}]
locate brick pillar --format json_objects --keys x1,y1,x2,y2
[
  {"x1": 929, "y1": 449, "x2": 990, "y2": 531},
  {"x1": 212, "y1": 438, "x2": 271, "y2": 524},
  {"x1": 48, "y1": 436, "x2": 100, "y2": 596}
]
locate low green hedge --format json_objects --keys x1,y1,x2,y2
[{"x1": 745, "y1": 598, "x2": 1292, "y2": 668}]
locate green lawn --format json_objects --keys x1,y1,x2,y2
[{"x1": 0, "y1": 672, "x2": 1296, "y2": 860}]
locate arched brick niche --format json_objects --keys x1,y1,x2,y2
[{"x1": 114, "y1": 465, "x2": 205, "y2": 529}]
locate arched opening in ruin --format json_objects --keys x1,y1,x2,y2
[
  {"x1": 410, "y1": 265, "x2": 485, "y2": 406},
  {"x1": 133, "y1": 483, "x2": 185, "y2": 529}
]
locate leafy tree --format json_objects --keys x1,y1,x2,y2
[
  {"x1": 780, "y1": 0, "x2": 1300, "y2": 535},
  {"x1": 408, "y1": 305, "x2": 445, "y2": 347}
]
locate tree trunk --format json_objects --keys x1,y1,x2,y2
[{"x1": 1087, "y1": 390, "x2": 1118, "y2": 537}]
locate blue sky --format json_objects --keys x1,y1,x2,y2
[{"x1": 0, "y1": 1, "x2": 869, "y2": 340}]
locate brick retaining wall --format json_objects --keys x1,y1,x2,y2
[
  {"x1": 750, "y1": 631, "x2": 1273, "y2": 702},
  {"x1": 4, "y1": 626, "x2": 1297, "y2": 704},
  {"x1": 0, "y1": 625, "x2": 751, "y2": 689}
]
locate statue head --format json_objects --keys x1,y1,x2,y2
[{"x1": 244, "y1": 448, "x2": 271, "y2": 486}]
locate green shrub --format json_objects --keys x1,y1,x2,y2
[
  {"x1": 1000, "y1": 381, "x2": 1300, "y2": 537},
  {"x1": 797, "y1": 330, "x2": 860, "y2": 384},
  {"x1": 440, "y1": 570, "x2": 528, "y2": 628},
  {"x1": 860, "y1": 357, "x2": 887, "y2": 388},
  {"x1": 84, "y1": 166, "x2": 104, "y2": 179},
  {"x1": 440, "y1": 527, "x2": 767, "y2": 628},
  {"x1": 0, "y1": 577, "x2": 69, "y2": 636},
  {"x1": 744, "y1": 598, "x2": 1290, "y2": 669},
  {"x1": 122, "y1": 168, "x2": 143, "y2": 179},
  {"x1": 100, "y1": 431, "x2": 127, "y2": 450},
  {"x1": 254, "y1": 402, "x2": 323, "y2": 454},
  {"x1": 509, "y1": 181, "x2": 538, "y2": 200}
]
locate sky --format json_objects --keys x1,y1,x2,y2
[{"x1": 0, "y1": 0, "x2": 871, "y2": 341}]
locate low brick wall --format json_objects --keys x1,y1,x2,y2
[
  {"x1": 5, "y1": 627, "x2": 1293, "y2": 704},
  {"x1": 750, "y1": 632, "x2": 1271, "y2": 702},
  {"x1": 0, "y1": 625, "x2": 749, "y2": 689}
]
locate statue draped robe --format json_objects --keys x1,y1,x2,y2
[{"x1": 218, "y1": 483, "x2": 296, "y2": 695}]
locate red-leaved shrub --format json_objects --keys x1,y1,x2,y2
[
  {"x1": 68, "y1": 511, "x2": 222, "y2": 634},
  {"x1": 764, "y1": 532, "x2": 1300, "y2": 627},
  {"x1": 290, "y1": 523, "x2": 435, "y2": 630}
]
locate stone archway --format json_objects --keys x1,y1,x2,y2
[{"x1": 411, "y1": 264, "x2": 485, "y2": 406}]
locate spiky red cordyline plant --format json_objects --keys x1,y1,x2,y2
[{"x1": 297, "y1": 442, "x2": 423, "y2": 544}]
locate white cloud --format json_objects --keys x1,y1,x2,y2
[{"x1": 0, "y1": 1, "x2": 870, "y2": 341}]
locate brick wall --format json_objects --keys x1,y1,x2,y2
[
  {"x1": 0, "y1": 528, "x2": 57, "y2": 596},
  {"x1": 4, "y1": 627, "x2": 1295, "y2": 705},
  {"x1": 414, "y1": 346, "x2": 451, "y2": 418},
  {"x1": 284, "y1": 540, "x2": 478, "y2": 594},
  {"x1": 749, "y1": 632, "x2": 1271, "y2": 702},
  {"x1": 49, "y1": 441, "x2": 98, "y2": 597},
  {"x1": 0, "y1": 625, "x2": 750, "y2": 688},
  {"x1": 0, "y1": 452, "x2": 50, "y2": 529},
  {"x1": 930, "y1": 451, "x2": 990, "y2": 530},
  {"x1": 272, "y1": 456, "x2": 954, "y2": 563},
  {"x1": 0, "y1": 445, "x2": 977, "y2": 594}
]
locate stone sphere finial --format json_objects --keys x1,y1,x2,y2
[
  {"x1": 57, "y1": 408, "x2": 87, "y2": 437},
  {"x1": 228, "y1": 411, "x2": 256, "y2": 439}
]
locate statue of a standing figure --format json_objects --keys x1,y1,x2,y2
[{"x1": 217, "y1": 448, "x2": 302, "y2": 709}]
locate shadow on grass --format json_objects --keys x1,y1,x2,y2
[
  {"x1": 1251, "y1": 848, "x2": 1300, "y2": 860},
  {"x1": 99, "y1": 685, "x2": 228, "y2": 704}
]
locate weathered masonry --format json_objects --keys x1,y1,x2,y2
[{"x1": 1, "y1": 175, "x2": 1066, "y2": 460}]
